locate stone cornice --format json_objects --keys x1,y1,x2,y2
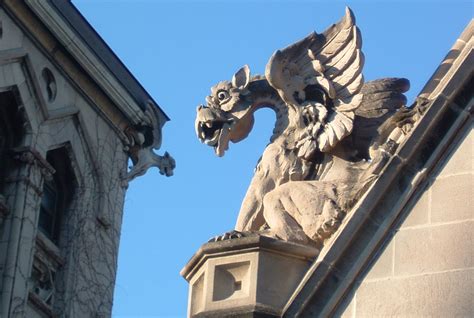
[
  {"x1": 23, "y1": 0, "x2": 165, "y2": 127},
  {"x1": 283, "y1": 20, "x2": 473, "y2": 317},
  {"x1": 181, "y1": 234, "x2": 319, "y2": 282}
]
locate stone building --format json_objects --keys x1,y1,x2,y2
[
  {"x1": 183, "y1": 14, "x2": 472, "y2": 318},
  {"x1": 0, "y1": 1, "x2": 172, "y2": 317}
]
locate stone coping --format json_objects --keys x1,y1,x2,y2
[
  {"x1": 28, "y1": 0, "x2": 169, "y2": 122},
  {"x1": 181, "y1": 235, "x2": 319, "y2": 281}
]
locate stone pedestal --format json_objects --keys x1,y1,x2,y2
[{"x1": 180, "y1": 235, "x2": 318, "y2": 317}]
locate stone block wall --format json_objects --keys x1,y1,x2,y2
[{"x1": 341, "y1": 126, "x2": 473, "y2": 317}]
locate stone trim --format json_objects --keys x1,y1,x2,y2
[
  {"x1": 182, "y1": 235, "x2": 318, "y2": 317},
  {"x1": 1, "y1": 1, "x2": 137, "y2": 139},
  {"x1": 283, "y1": 21, "x2": 473, "y2": 317},
  {"x1": 193, "y1": 304, "x2": 281, "y2": 318},
  {"x1": 12, "y1": 146, "x2": 56, "y2": 178},
  {"x1": 24, "y1": 0, "x2": 168, "y2": 126},
  {"x1": 181, "y1": 235, "x2": 319, "y2": 282},
  {"x1": 28, "y1": 291, "x2": 55, "y2": 318},
  {"x1": 35, "y1": 231, "x2": 65, "y2": 269}
]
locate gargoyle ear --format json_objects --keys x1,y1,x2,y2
[{"x1": 232, "y1": 65, "x2": 250, "y2": 89}]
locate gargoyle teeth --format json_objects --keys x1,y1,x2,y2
[{"x1": 205, "y1": 122, "x2": 213, "y2": 128}]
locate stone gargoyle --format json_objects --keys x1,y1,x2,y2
[{"x1": 195, "y1": 8, "x2": 422, "y2": 248}]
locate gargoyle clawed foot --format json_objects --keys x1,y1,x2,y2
[{"x1": 208, "y1": 230, "x2": 247, "y2": 242}]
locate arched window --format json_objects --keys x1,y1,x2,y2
[
  {"x1": 38, "y1": 147, "x2": 75, "y2": 243},
  {"x1": 0, "y1": 90, "x2": 24, "y2": 194}
]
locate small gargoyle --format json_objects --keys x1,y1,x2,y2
[{"x1": 196, "y1": 8, "x2": 420, "y2": 247}]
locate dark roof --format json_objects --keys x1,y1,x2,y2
[{"x1": 49, "y1": 0, "x2": 169, "y2": 121}]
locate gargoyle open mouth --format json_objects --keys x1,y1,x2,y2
[{"x1": 196, "y1": 120, "x2": 233, "y2": 157}]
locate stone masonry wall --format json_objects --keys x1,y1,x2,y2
[
  {"x1": 340, "y1": 125, "x2": 473, "y2": 317},
  {"x1": 0, "y1": 7, "x2": 129, "y2": 317}
]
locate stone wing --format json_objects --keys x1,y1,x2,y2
[
  {"x1": 265, "y1": 7, "x2": 364, "y2": 108},
  {"x1": 265, "y1": 7, "x2": 365, "y2": 157},
  {"x1": 350, "y1": 78, "x2": 410, "y2": 160}
]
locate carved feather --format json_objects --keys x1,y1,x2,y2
[
  {"x1": 337, "y1": 73, "x2": 364, "y2": 99},
  {"x1": 325, "y1": 29, "x2": 363, "y2": 79},
  {"x1": 265, "y1": 7, "x2": 364, "y2": 157},
  {"x1": 350, "y1": 78, "x2": 410, "y2": 159},
  {"x1": 266, "y1": 7, "x2": 363, "y2": 105}
]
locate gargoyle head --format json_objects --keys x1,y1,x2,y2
[{"x1": 195, "y1": 65, "x2": 256, "y2": 156}]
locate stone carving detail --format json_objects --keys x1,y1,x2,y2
[
  {"x1": 29, "y1": 233, "x2": 65, "y2": 314},
  {"x1": 195, "y1": 8, "x2": 422, "y2": 247},
  {"x1": 30, "y1": 258, "x2": 56, "y2": 305},
  {"x1": 124, "y1": 102, "x2": 175, "y2": 182},
  {"x1": 13, "y1": 147, "x2": 55, "y2": 180}
]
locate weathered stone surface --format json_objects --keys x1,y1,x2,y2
[
  {"x1": 181, "y1": 235, "x2": 317, "y2": 317},
  {"x1": 395, "y1": 221, "x2": 473, "y2": 276},
  {"x1": 437, "y1": 128, "x2": 473, "y2": 177},
  {"x1": 338, "y1": 290, "x2": 356, "y2": 318},
  {"x1": 364, "y1": 240, "x2": 394, "y2": 280},
  {"x1": 356, "y1": 269, "x2": 474, "y2": 317},
  {"x1": 400, "y1": 189, "x2": 429, "y2": 228},
  {"x1": 431, "y1": 174, "x2": 473, "y2": 223}
]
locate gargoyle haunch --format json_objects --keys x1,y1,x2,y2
[{"x1": 195, "y1": 8, "x2": 415, "y2": 247}]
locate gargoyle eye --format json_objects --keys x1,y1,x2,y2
[{"x1": 217, "y1": 90, "x2": 230, "y2": 102}]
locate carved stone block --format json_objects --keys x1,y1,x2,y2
[{"x1": 181, "y1": 235, "x2": 318, "y2": 317}]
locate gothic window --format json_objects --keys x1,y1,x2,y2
[
  {"x1": 0, "y1": 90, "x2": 24, "y2": 194},
  {"x1": 38, "y1": 177, "x2": 59, "y2": 240},
  {"x1": 38, "y1": 147, "x2": 75, "y2": 243}
]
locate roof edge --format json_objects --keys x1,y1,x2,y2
[{"x1": 25, "y1": 0, "x2": 169, "y2": 126}]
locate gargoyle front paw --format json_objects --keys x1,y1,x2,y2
[{"x1": 208, "y1": 230, "x2": 245, "y2": 242}]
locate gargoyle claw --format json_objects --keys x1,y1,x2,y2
[{"x1": 208, "y1": 230, "x2": 245, "y2": 242}]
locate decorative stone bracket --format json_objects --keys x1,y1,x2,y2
[
  {"x1": 12, "y1": 146, "x2": 56, "y2": 180},
  {"x1": 123, "y1": 102, "x2": 175, "y2": 182}
]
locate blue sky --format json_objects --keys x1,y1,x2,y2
[{"x1": 73, "y1": 1, "x2": 472, "y2": 317}]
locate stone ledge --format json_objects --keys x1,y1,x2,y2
[
  {"x1": 181, "y1": 234, "x2": 319, "y2": 281},
  {"x1": 193, "y1": 304, "x2": 280, "y2": 318},
  {"x1": 28, "y1": 291, "x2": 55, "y2": 318},
  {"x1": 182, "y1": 235, "x2": 318, "y2": 317}
]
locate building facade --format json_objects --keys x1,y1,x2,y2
[{"x1": 0, "y1": 1, "x2": 172, "y2": 317}]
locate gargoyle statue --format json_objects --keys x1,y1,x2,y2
[
  {"x1": 125, "y1": 102, "x2": 175, "y2": 182},
  {"x1": 196, "y1": 8, "x2": 418, "y2": 247}
]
